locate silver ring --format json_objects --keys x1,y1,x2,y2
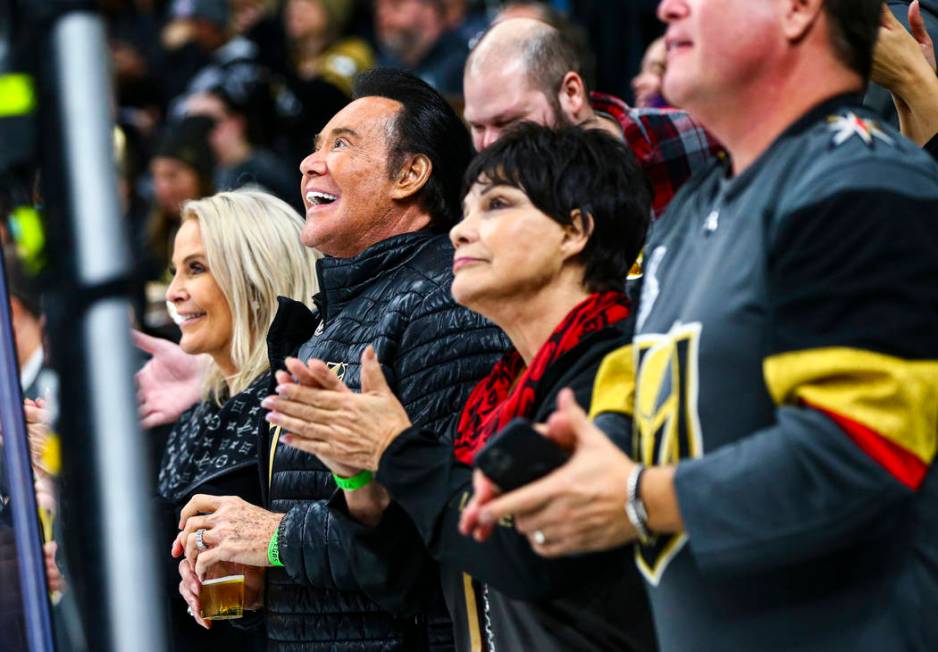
[
  {"x1": 533, "y1": 530, "x2": 547, "y2": 546},
  {"x1": 187, "y1": 606, "x2": 193, "y2": 616},
  {"x1": 195, "y1": 528, "x2": 207, "y2": 552}
]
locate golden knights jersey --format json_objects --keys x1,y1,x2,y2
[{"x1": 591, "y1": 96, "x2": 938, "y2": 651}]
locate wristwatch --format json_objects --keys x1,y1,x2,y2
[{"x1": 625, "y1": 464, "x2": 653, "y2": 544}]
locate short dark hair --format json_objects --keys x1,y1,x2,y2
[
  {"x1": 823, "y1": 0, "x2": 881, "y2": 79},
  {"x1": 354, "y1": 68, "x2": 473, "y2": 231},
  {"x1": 463, "y1": 123, "x2": 651, "y2": 293}
]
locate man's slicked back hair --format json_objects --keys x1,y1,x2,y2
[
  {"x1": 823, "y1": 0, "x2": 881, "y2": 79},
  {"x1": 354, "y1": 68, "x2": 473, "y2": 231}
]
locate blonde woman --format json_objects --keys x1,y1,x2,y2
[{"x1": 153, "y1": 189, "x2": 318, "y2": 650}]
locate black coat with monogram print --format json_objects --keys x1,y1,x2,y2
[
  {"x1": 259, "y1": 230, "x2": 509, "y2": 652},
  {"x1": 155, "y1": 374, "x2": 271, "y2": 652}
]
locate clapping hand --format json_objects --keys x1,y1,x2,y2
[
  {"x1": 263, "y1": 346, "x2": 412, "y2": 473},
  {"x1": 908, "y1": 0, "x2": 936, "y2": 72},
  {"x1": 871, "y1": 1, "x2": 938, "y2": 145},
  {"x1": 872, "y1": 2, "x2": 936, "y2": 88}
]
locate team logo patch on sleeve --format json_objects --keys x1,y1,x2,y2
[{"x1": 827, "y1": 112, "x2": 893, "y2": 147}]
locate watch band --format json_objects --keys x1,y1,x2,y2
[{"x1": 625, "y1": 464, "x2": 653, "y2": 544}]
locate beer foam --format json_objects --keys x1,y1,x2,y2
[{"x1": 202, "y1": 574, "x2": 245, "y2": 585}]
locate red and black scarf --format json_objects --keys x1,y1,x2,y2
[{"x1": 453, "y1": 291, "x2": 631, "y2": 464}]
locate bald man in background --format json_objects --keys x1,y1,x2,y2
[{"x1": 462, "y1": 17, "x2": 723, "y2": 219}]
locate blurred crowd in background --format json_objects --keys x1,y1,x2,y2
[
  {"x1": 2, "y1": 1, "x2": 938, "y2": 651},
  {"x1": 99, "y1": 0, "x2": 666, "y2": 335}
]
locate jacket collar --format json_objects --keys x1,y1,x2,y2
[
  {"x1": 315, "y1": 229, "x2": 440, "y2": 322},
  {"x1": 720, "y1": 92, "x2": 865, "y2": 200},
  {"x1": 774, "y1": 92, "x2": 865, "y2": 142}
]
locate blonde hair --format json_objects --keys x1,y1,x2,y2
[{"x1": 180, "y1": 189, "x2": 319, "y2": 403}]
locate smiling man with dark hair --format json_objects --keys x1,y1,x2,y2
[{"x1": 163, "y1": 68, "x2": 507, "y2": 651}]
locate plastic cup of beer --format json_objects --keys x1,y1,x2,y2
[{"x1": 199, "y1": 572, "x2": 245, "y2": 621}]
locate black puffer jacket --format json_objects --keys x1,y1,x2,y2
[{"x1": 260, "y1": 230, "x2": 509, "y2": 652}]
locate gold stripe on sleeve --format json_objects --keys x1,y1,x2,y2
[{"x1": 763, "y1": 347, "x2": 938, "y2": 463}]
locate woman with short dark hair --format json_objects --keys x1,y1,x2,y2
[{"x1": 263, "y1": 123, "x2": 657, "y2": 651}]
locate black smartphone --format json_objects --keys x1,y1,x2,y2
[{"x1": 474, "y1": 417, "x2": 570, "y2": 492}]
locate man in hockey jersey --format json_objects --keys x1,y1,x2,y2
[{"x1": 461, "y1": 0, "x2": 938, "y2": 650}]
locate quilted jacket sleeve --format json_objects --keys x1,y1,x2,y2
[
  {"x1": 277, "y1": 280, "x2": 507, "y2": 593},
  {"x1": 277, "y1": 498, "x2": 362, "y2": 590},
  {"x1": 392, "y1": 280, "x2": 508, "y2": 434}
]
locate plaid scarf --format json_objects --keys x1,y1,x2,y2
[{"x1": 453, "y1": 291, "x2": 631, "y2": 464}]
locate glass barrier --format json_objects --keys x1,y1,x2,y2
[{"x1": 1, "y1": 246, "x2": 56, "y2": 652}]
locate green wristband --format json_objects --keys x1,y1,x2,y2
[
  {"x1": 267, "y1": 528, "x2": 284, "y2": 567},
  {"x1": 332, "y1": 469, "x2": 374, "y2": 491}
]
